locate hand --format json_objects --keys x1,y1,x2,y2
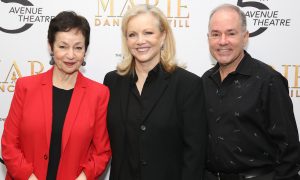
[
  {"x1": 75, "y1": 171, "x2": 87, "y2": 180},
  {"x1": 28, "y1": 173, "x2": 38, "y2": 180}
]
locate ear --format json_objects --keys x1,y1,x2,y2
[
  {"x1": 243, "y1": 31, "x2": 249, "y2": 47},
  {"x1": 48, "y1": 43, "x2": 53, "y2": 54},
  {"x1": 160, "y1": 31, "x2": 166, "y2": 47}
]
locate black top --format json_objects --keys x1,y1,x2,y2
[
  {"x1": 46, "y1": 86, "x2": 73, "y2": 180},
  {"x1": 104, "y1": 65, "x2": 206, "y2": 180},
  {"x1": 120, "y1": 64, "x2": 160, "y2": 180},
  {"x1": 202, "y1": 51, "x2": 300, "y2": 179}
]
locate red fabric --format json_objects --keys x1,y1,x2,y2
[{"x1": 2, "y1": 68, "x2": 111, "y2": 180}]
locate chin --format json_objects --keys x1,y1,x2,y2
[{"x1": 217, "y1": 58, "x2": 232, "y2": 65}]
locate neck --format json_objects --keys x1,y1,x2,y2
[
  {"x1": 135, "y1": 58, "x2": 159, "y2": 79},
  {"x1": 52, "y1": 66, "x2": 78, "y2": 90},
  {"x1": 219, "y1": 51, "x2": 245, "y2": 81},
  {"x1": 134, "y1": 59, "x2": 159, "y2": 95}
]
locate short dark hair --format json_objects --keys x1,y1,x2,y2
[{"x1": 48, "y1": 11, "x2": 90, "y2": 50}]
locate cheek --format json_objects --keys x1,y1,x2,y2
[
  {"x1": 53, "y1": 54, "x2": 63, "y2": 62},
  {"x1": 209, "y1": 43, "x2": 217, "y2": 51},
  {"x1": 126, "y1": 39, "x2": 135, "y2": 47},
  {"x1": 76, "y1": 51, "x2": 85, "y2": 58}
]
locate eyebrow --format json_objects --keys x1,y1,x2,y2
[
  {"x1": 57, "y1": 41, "x2": 84, "y2": 45},
  {"x1": 210, "y1": 29, "x2": 237, "y2": 32}
]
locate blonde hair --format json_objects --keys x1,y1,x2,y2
[{"x1": 117, "y1": 4, "x2": 177, "y2": 75}]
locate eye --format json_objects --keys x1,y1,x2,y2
[
  {"x1": 59, "y1": 45, "x2": 66, "y2": 49},
  {"x1": 144, "y1": 31, "x2": 153, "y2": 35},
  {"x1": 128, "y1": 33, "x2": 136, "y2": 38},
  {"x1": 228, "y1": 31, "x2": 237, "y2": 37},
  {"x1": 75, "y1": 46, "x2": 83, "y2": 50},
  {"x1": 210, "y1": 32, "x2": 221, "y2": 38}
]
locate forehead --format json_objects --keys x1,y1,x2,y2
[
  {"x1": 209, "y1": 8, "x2": 241, "y2": 31},
  {"x1": 55, "y1": 29, "x2": 85, "y2": 41},
  {"x1": 127, "y1": 12, "x2": 159, "y2": 30}
]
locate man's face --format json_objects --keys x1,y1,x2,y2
[{"x1": 208, "y1": 8, "x2": 249, "y2": 68}]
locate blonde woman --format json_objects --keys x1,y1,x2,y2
[{"x1": 104, "y1": 4, "x2": 206, "y2": 180}]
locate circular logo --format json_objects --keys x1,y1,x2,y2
[{"x1": 0, "y1": 0, "x2": 34, "y2": 33}]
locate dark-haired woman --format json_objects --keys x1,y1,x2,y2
[{"x1": 1, "y1": 11, "x2": 111, "y2": 180}]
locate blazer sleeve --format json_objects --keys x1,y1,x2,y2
[
  {"x1": 181, "y1": 77, "x2": 207, "y2": 180},
  {"x1": 1, "y1": 79, "x2": 34, "y2": 179},
  {"x1": 79, "y1": 86, "x2": 112, "y2": 179}
]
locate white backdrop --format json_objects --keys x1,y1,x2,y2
[{"x1": 0, "y1": 0, "x2": 299, "y2": 179}]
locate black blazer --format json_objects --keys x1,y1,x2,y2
[{"x1": 104, "y1": 67, "x2": 207, "y2": 180}]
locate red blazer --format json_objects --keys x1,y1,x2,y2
[{"x1": 1, "y1": 68, "x2": 111, "y2": 180}]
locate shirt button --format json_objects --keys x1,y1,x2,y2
[
  {"x1": 140, "y1": 125, "x2": 146, "y2": 131},
  {"x1": 140, "y1": 160, "x2": 148, "y2": 166},
  {"x1": 44, "y1": 154, "x2": 48, "y2": 160}
]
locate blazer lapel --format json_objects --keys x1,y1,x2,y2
[
  {"x1": 142, "y1": 70, "x2": 170, "y2": 122},
  {"x1": 41, "y1": 68, "x2": 54, "y2": 149},
  {"x1": 62, "y1": 72, "x2": 87, "y2": 153},
  {"x1": 120, "y1": 75, "x2": 131, "y2": 121}
]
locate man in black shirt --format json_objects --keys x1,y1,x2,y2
[{"x1": 203, "y1": 4, "x2": 300, "y2": 180}]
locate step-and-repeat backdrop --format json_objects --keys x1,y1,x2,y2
[{"x1": 0, "y1": 0, "x2": 299, "y2": 179}]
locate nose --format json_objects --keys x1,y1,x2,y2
[
  {"x1": 137, "y1": 35, "x2": 146, "y2": 45},
  {"x1": 66, "y1": 48, "x2": 75, "y2": 59},
  {"x1": 219, "y1": 34, "x2": 228, "y2": 45}
]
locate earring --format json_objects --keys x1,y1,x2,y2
[
  {"x1": 49, "y1": 53, "x2": 54, "y2": 65},
  {"x1": 81, "y1": 60, "x2": 86, "y2": 66},
  {"x1": 161, "y1": 44, "x2": 164, "y2": 51}
]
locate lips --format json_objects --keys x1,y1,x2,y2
[
  {"x1": 136, "y1": 47, "x2": 150, "y2": 52},
  {"x1": 64, "y1": 62, "x2": 76, "y2": 66},
  {"x1": 218, "y1": 48, "x2": 231, "y2": 52}
]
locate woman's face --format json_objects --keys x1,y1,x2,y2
[
  {"x1": 126, "y1": 13, "x2": 166, "y2": 67},
  {"x1": 52, "y1": 28, "x2": 86, "y2": 75}
]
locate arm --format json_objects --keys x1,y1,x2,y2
[
  {"x1": 181, "y1": 77, "x2": 207, "y2": 180},
  {"x1": 264, "y1": 75, "x2": 300, "y2": 180},
  {"x1": 79, "y1": 86, "x2": 112, "y2": 179},
  {"x1": 1, "y1": 79, "x2": 34, "y2": 179}
]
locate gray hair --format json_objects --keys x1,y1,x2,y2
[{"x1": 209, "y1": 4, "x2": 247, "y2": 32}]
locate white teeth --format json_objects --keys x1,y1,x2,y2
[
  {"x1": 218, "y1": 49, "x2": 230, "y2": 52},
  {"x1": 137, "y1": 47, "x2": 149, "y2": 52}
]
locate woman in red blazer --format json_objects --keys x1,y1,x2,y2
[{"x1": 1, "y1": 11, "x2": 111, "y2": 180}]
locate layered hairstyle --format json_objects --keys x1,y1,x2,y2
[
  {"x1": 48, "y1": 11, "x2": 91, "y2": 51},
  {"x1": 117, "y1": 4, "x2": 177, "y2": 75}
]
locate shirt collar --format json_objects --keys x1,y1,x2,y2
[
  {"x1": 234, "y1": 50, "x2": 254, "y2": 76},
  {"x1": 209, "y1": 50, "x2": 254, "y2": 79},
  {"x1": 130, "y1": 63, "x2": 162, "y2": 86}
]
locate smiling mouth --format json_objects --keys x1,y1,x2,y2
[
  {"x1": 136, "y1": 47, "x2": 150, "y2": 52},
  {"x1": 218, "y1": 48, "x2": 231, "y2": 52},
  {"x1": 64, "y1": 62, "x2": 76, "y2": 66}
]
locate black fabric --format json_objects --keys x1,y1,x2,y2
[
  {"x1": 204, "y1": 170, "x2": 275, "y2": 180},
  {"x1": 119, "y1": 65, "x2": 160, "y2": 180},
  {"x1": 104, "y1": 65, "x2": 207, "y2": 180},
  {"x1": 46, "y1": 86, "x2": 73, "y2": 180},
  {"x1": 203, "y1": 51, "x2": 300, "y2": 180}
]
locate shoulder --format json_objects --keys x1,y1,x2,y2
[
  {"x1": 103, "y1": 70, "x2": 128, "y2": 87},
  {"x1": 172, "y1": 67, "x2": 202, "y2": 82},
  {"x1": 81, "y1": 75, "x2": 109, "y2": 93},
  {"x1": 202, "y1": 66, "x2": 216, "y2": 80},
  {"x1": 252, "y1": 58, "x2": 286, "y2": 81},
  {"x1": 104, "y1": 70, "x2": 118, "y2": 82},
  {"x1": 170, "y1": 67, "x2": 203, "y2": 90},
  {"x1": 15, "y1": 71, "x2": 47, "y2": 87}
]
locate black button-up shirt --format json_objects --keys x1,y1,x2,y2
[
  {"x1": 202, "y1": 51, "x2": 300, "y2": 179},
  {"x1": 120, "y1": 64, "x2": 160, "y2": 180}
]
